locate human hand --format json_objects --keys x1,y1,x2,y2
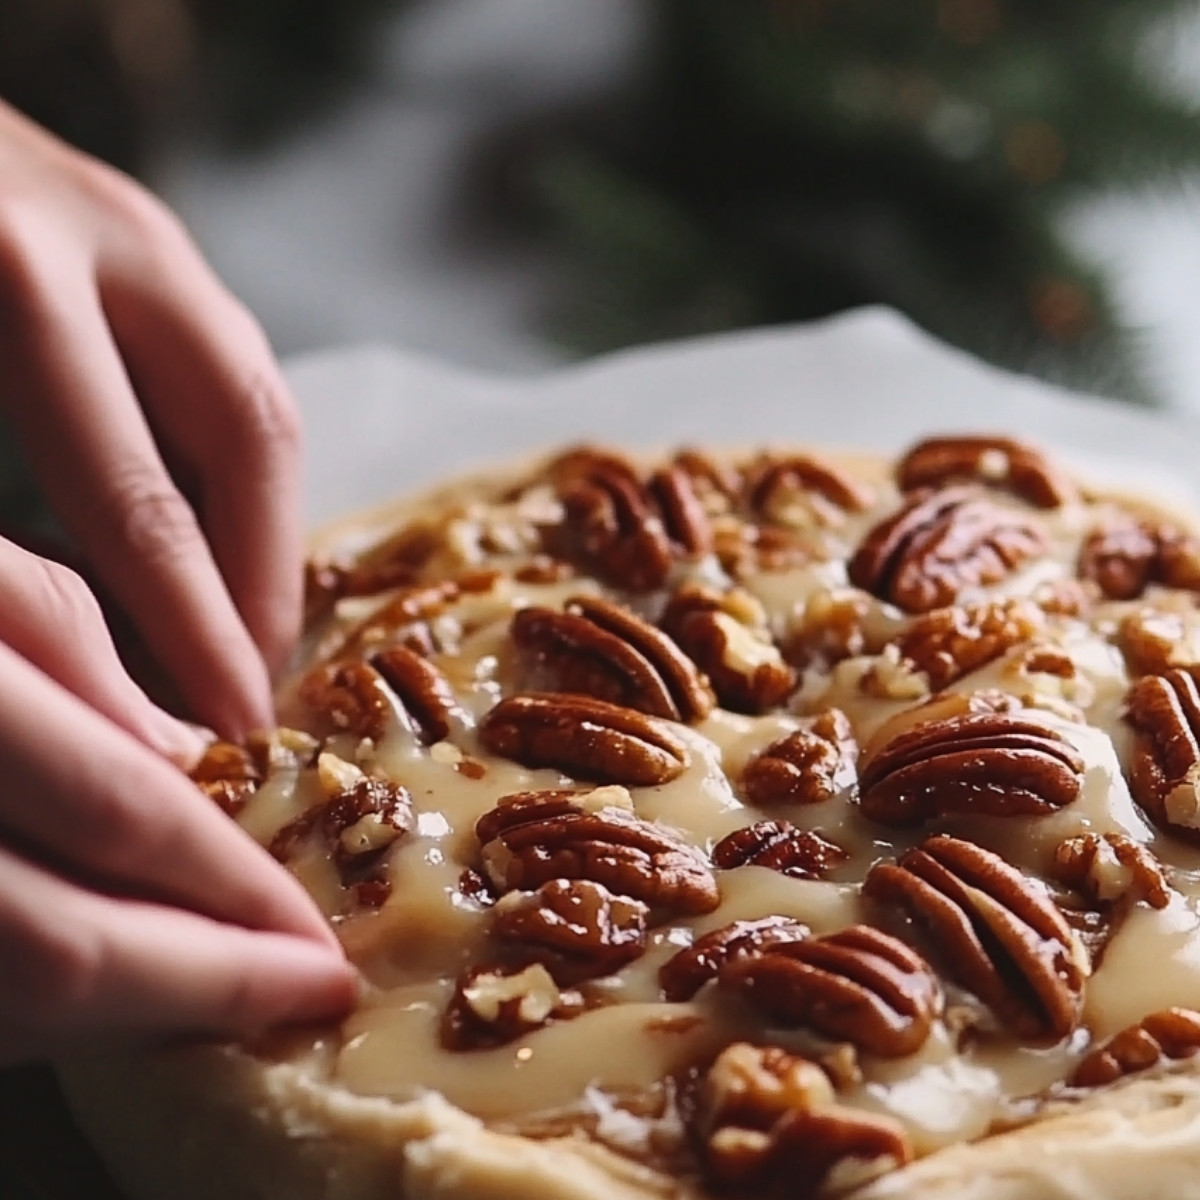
[
  {"x1": 0, "y1": 106, "x2": 356, "y2": 1063},
  {"x1": 0, "y1": 99, "x2": 302, "y2": 737}
]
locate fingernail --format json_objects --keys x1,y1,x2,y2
[{"x1": 148, "y1": 709, "x2": 211, "y2": 769}]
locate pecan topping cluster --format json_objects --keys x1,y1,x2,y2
[{"x1": 235, "y1": 433, "x2": 1200, "y2": 1197}]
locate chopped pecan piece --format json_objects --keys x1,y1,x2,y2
[
  {"x1": 671, "y1": 448, "x2": 741, "y2": 511},
  {"x1": 1070, "y1": 1007, "x2": 1200, "y2": 1088},
  {"x1": 741, "y1": 710, "x2": 858, "y2": 806},
  {"x1": 785, "y1": 587, "x2": 878, "y2": 671},
  {"x1": 1079, "y1": 514, "x2": 1200, "y2": 599},
  {"x1": 896, "y1": 435, "x2": 1078, "y2": 508},
  {"x1": 475, "y1": 789, "x2": 718, "y2": 917},
  {"x1": 1126, "y1": 669, "x2": 1200, "y2": 844},
  {"x1": 479, "y1": 692, "x2": 689, "y2": 787},
  {"x1": 720, "y1": 924, "x2": 942, "y2": 1058},
  {"x1": 895, "y1": 598, "x2": 1044, "y2": 690},
  {"x1": 712, "y1": 821, "x2": 848, "y2": 880},
  {"x1": 511, "y1": 595, "x2": 714, "y2": 723},
  {"x1": 190, "y1": 740, "x2": 261, "y2": 817},
  {"x1": 333, "y1": 580, "x2": 460, "y2": 660},
  {"x1": 713, "y1": 520, "x2": 815, "y2": 578},
  {"x1": 848, "y1": 486, "x2": 1048, "y2": 613},
  {"x1": 370, "y1": 645, "x2": 460, "y2": 743},
  {"x1": 659, "y1": 916, "x2": 809, "y2": 1003},
  {"x1": 1118, "y1": 609, "x2": 1200, "y2": 677},
  {"x1": 491, "y1": 879, "x2": 649, "y2": 982},
  {"x1": 693, "y1": 1043, "x2": 912, "y2": 1195},
  {"x1": 661, "y1": 583, "x2": 795, "y2": 713},
  {"x1": 859, "y1": 710, "x2": 1084, "y2": 826},
  {"x1": 442, "y1": 963, "x2": 581, "y2": 1051},
  {"x1": 744, "y1": 453, "x2": 874, "y2": 527},
  {"x1": 1052, "y1": 832, "x2": 1170, "y2": 910},
  {"x1": 864, "y1": 835, "x2": 1088, "y2": 1039}
]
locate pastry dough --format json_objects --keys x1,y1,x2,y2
[{"x1": 58, "y1": 437, "x2": 1200, "y2": 1199}]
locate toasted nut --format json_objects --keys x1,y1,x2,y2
[
  {"x1": 745, "y1": 453, "x2": 874, "y2": 527},
  {"x1": 712, "y1": 820, "x2": 849, "y2": 880},
  {"x1": 1118, "y1": 609, "x2": 1200, "y2": 677},
  {"x1": 896, "y1": 435, "x2": 1078, "y2": 508},
  {"x1": 511, "y1": 595, "x2": 714, "y2": 723},
  {"x1": 491, "y1": 879, "x2": 649, "y2": 982},
  {"x1": 1070, "y1": 1008, "x2": 1200, "y2": 1087},
  {"x1": 713, "y1": 520, "x2": 815, "y2": 578},
  {"x1": 370, "y1": 644, "x2": 461, "y2": 743},
  {"x1": 785, "y1": 587, "x2": 878, "y2": 671},
  {"x1": 741, "y1": 710, "x2": 858, "y2": 806},
  {"x1": 659, "y1": 916, "x2": 809, "y2": 1003},
  {"x1": 858, "y1": 710, "x2": 1084, "y2": 826},
  {"x1": 332, "y1": 580, "x2": 460, "y2": 660},
  {"x1": 297, "y1": 660, "x2": 395, "y2": 742},
  {"x1": 547, "y1": 448, "x2": 673, "y2": 590},
  {"x1": 661, "y1": 583, "x2": 795, "y2": 714},
  {"x1": 895, "y1": 598, "x2": 1044, "y2": 690},
  {"x1": 671, "y1": 448, "x2": 742, "y2": 512},
  {"x1": 1079, "y1": 514, "x2": 1200, "y2": 600},
  {"x1": 694, "y1": 1043, "x2": 912, "y2": 1193},
  {"x1": 864, "y1": 834, "x2": 1088, "y2": 1039},
  {"x1": 719, "y1": 924, "x2": 943, "y2": 1058},
  {"x1": 190, "y1": 740, "x2": 261, "y2": 817},
  {"x1": 648, "y1": 464, "x2": 713, "y2": 554},
  {"x1": 1126, "y1": 669, "x2": 1200, "y2": 844},
  {"x1": 479, "y1": 693, "x2": 689, "y2": 787},
  {"x1": 848, "y1": 486, "x2": 1047, "y2": 613},
  {"x1": 859, "y1": 644, "x2": 932, "y2": 702},
  {"x1": 442, "y1": 963, "x2": 581, "y2": 1051},
  {"x1": 1052, "y1": 832, "x2": 1171, "y2": 910},
  {"x1": 475, "y1": 789, "x2": 718, "y2": 917}
]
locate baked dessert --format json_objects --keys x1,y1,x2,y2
[{"x1": 59, "y1": 434, "x2": 1200, "y2": 1199}]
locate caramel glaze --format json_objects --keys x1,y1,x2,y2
[{"x1": 225, "y1": 442, "x2": 1200, "y2": 1173}]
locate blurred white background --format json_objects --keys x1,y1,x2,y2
[{"x1": 157, "y1": 0, "x2": 1200, "y2": 407}]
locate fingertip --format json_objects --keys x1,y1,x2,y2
[{"x1": 236, "y1": 938, "x2": 358, "y2": 1033}]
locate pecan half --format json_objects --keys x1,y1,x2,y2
[
  {"x1": 894, "y1": 598, "x2": 1044, "y2": 690},
  {"x1": 659, "y1": 916, "x2": 809, "y2": 1003},
  {"x1": 1070, "y1": 1008, "x2": 1200, "y2": 1088},
  {"x1": 370, "y1": 645, "x2": 460, "y2": 743},
  {"x1": 864, "y1": 835, "x2": 1088, "y2": 1039},
  {"x1": 1052, "y1": 832, "x2": 1171, "y2": 911},
  {"x1": 848, "y1": 486, "x2": 1048, "y2": 613},
  {"x1": 741, "y1": 710, "x2": 858, "y2": 806},
  {"x1": 547, "y1": 447, "x2": 707, "y2": 590},
  {"x1": 479, "y1": 693, "x2": 689, "y2": 787},
  {"x1": 1079, "y1": 514, "x2": 1200, "y2": 600},
  {"x1": 896, "y1": 435, "x2": 1078, "y2": 509},
  {"x1": 491, "y1": 879, "x2": 649, "y2": 982},
  {"x1": 661, "y1": 583, "x2": 795, "y2": 713},
  {"x1": 441, "y1": 963, "x2": 582, "y2": 1051},
  {"x1": 719, "y1": 924, "x2": 943, "y2": 1058},
  {"x1": 511, "y1": 595, "x2": 714, "y2": 723},
  {"x1": 744, "y1": 453, "x2": 874, "y2": 526},
  {"x1": 475, "y1": 789, "x2": 718, "y2": 917},
  {"x1": 712, "y1": 820, "x2": 848, "y2": 880},
  {"x1": 693, "y1": 1043, "x2": 912, "y2": 1196},
  {"x1": 1126, "y1": 670, "x2": 1200, "y2": 844},
  {"x1": 859, "y1": 710, "x2": 1084, "y2": 826},
  {"x1": 190, "y1": 740, "x2": 261, "y2": 817}
]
